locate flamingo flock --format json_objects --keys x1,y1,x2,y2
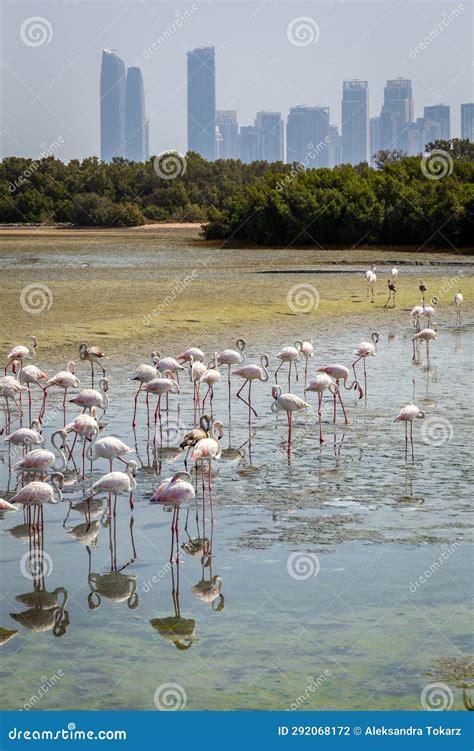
[{"x1": 0, "y1": 279, "x2": 466, "y2": 555}]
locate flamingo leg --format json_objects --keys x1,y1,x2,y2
[
  {"x1": 208, "y1": 461, "x2": 214, "y2": 522},
  {"x1": 274, "y1": 360, "x2": 283, "y2": 384},
  {"x1": 404, "y1": 422, "x2": 408, "y2": 462},
  {"x1": 333, "y1": 380, "x2": 338, "y2": 423},
  {"x1": 336, "y1": 388, "x2": 349, "y2": 425},
  {"x1": 287, "y1": 411, "x2": 292, "y2": 455},
  {"x1": 236, "y1": 379, "x2": 257, "y2": 417},
  {"x1": 288, "y1": 361, "x2": 291, "y2": 390},
  {"x1": 318, "y1": 393, "x2": 324, "y2": 444},
  {"x1": 132, "y1": 386, "x2": 140, "y2": 427},
  {"x1": 410, "y1": 421, "x2": 414, "y2": 463}
]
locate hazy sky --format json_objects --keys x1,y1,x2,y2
[{"x1": 1, "y1": 0, "x2": 472, "y2": 160}]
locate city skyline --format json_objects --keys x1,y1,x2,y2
[{"x1": 2, "y1": 1, "x2": 472, "y2": 161}]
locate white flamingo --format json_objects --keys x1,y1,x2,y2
[
  {"x1": 454, "y1": 289, "x2": 463, "y2": 325},
  {"x1": 294, "y1": 339, "x2": 313, "y2": 390},
  {"x1": 352, "y1": 333, "x2": 379, "y2": 397},
  {"x1": 304, "y1": 373, "x2": 339, "y2": 444},
  {"x1": 394, "y1": 404, "x2": 425, "y2": 462},
  {"x1": 412, "y1": 326, "x2": 437, "y2": 364},
  {"x1": 9, "y1": 473, "x2": 64, "y2": 507},
  {"x1": 0, "y1": 376, "x2": 25, "y2": 432},
  {"x1": 69, "y1": 378, "x2": 108, "y2": 412},
  {"x1": 200, "y1": 355, "x2": 221, "y2": 415},
  {"x1": 5, "y1": 336, "x2": 37, "y2": 375},
  {"x1": 142, "y1": 372, "x2": 180, "y2": 445},
  {"x1": 217, "y1": 339, "x2": 246, "y2": 413},
  {"x1": 87, "y1": 435, "x2": 135, "y2": 471},
  {"x1": 177, "y1": 346, "x2": 205, "y2": 363},
  {"x1": 234, "y1": 355, "x2": 270, "y2": 418},
  {"x1": 316, "y1": 365, "x2": 364, "y2": 424},
  {"x1": 85, "y1": 460, "x2": 138, "y2": 511},
  {"x1": 79, "y1": 343, "x2": 108, "y2": 384},
  {"x1": 365, "y1": 265, "x2": 377, "y2": 302},
  {"x1": 192, "y1": 420, "x2": 223, "y2": 520},
  {"x1": 19, "y1": 365, "x2": 48, "y2": 422},
  {"x1": 13, "y1": 437, "x2": 67, "y2": 476},
  {"x1": 3, "y1": 420, "x2": 43, "y2": 449},
  {"x1": 46, "y1": 361, "x2": 80, "y2": 414},
  {"x1": 152, "y1": 352, "x2": 185, "y2": 382},
  {"x1": 271, "y1": 386, "x2": 309, "y2": 452},
  {"x1": 129, "y1": 359, "x2": 158, "y2": 428},
  {"x1": 274, "y1": 345, "x2": 302, "y2": 389}
]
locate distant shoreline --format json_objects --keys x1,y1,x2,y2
[{"x1": 0, "y1": 222, "x2": 202, "y2": 237}]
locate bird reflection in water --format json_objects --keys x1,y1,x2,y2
[
  {"x1": 150, "y1": 560, "x2": 196, "y2": 651},
  {"x1": 10, "y1": 513, "x2": 69, "y2": 637}
]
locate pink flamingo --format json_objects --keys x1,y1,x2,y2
[
  {"x1": 142, "y1": 372, "x2": 180, "y2": 447},
  {"x1": 69, "y1": 378, "x2": 108, "y2": 413},
  {"x1": 394, "y1": 404, "x2": 425, "y2": 462},
  {"x1": 0, "y1": 498, "x2": 19, "y2": 511},
  {"x1": 454, "y1": 289, "x2": 463, "y2": 325},
  {"x1": 274, "y1": 344, "x2": 302, "y2": 389},
  {"x1": 5, "y1": 336, "x2": 37, "y2": 375},
  {"x1": 151, "y1": 472, "x2": 196, "y2": 562},
  {"x1": 13, "y1": 438, "x2": 67, "y2": 477},
  {"x1": 189, "y1": 356, "x2": 207, "y2": 424},
  {"x1": 271, "y1": 386, "x2": 309, "y2": 454},
  {"x1": 234, "y1": 354, "x2": 269, "y2": 418},
  {"x1": 316, "y1": 365, "x2": 364, "y2": 423},
  {"x1": 192, "y1": 420, "x2": 223, "y2": 520},
  {"x1": 305, "y1": 373, "x2": 340, "y2": 443},
  {"x1": 9, "y1": 473, "x2": 64, "y2": 507},
  {"x1": 79, "y1": 343, "x2": 108, "y2": 385},
  {"x1": 85, "y1": 460, "x2": 137, "y2": 511},
  {"x1": 200, "y1": 355, "x2": 221, "y2": 416},
  {"x1": 177, "y1": 346, "x2": 205, "y2": 363},
  {"x1": 411, "y1": 304, "x2": 424, "y2": 333},
  {"x1": 352, "y1": 333, "x2": 379, "y2": 398},
  {"x1": 294, "y1": 339, "x2": 314, "y2": 390},
  {"x1": 129, "y1": 360, "x2": 158, "y2": 428},
  {"x1": 55, "y1": 412, "x2": 99, "y2": 477},
  {"x1": 3, "y1": 419, "x2": 43, "y2": 450},
  {"x1": 217, "y1": 339, "x2": 246, "y2": 415},
  {"x1": 365, "y1": 266, "x2": 376, "y2": 302},
  {"x1": 0, "y1": 376, "x2": 25, "y2": 433},
  {"x1": 87, "y1": 435, "x2": 135, "y2": 471},
  {"x1": 18, "y1": 365, "x2": 48, "y2": 423},
  {"x1": 153, "y1": 352, "x2": 185, "y2": 383},
  {"x1": 46, "y1": 362, "x2": 80, "y2": 417},
  {"x1": 412, "y1": 327, "x2": 437, "y2": 365}
]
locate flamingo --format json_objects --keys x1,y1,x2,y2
[
  {"x1": 79, "y1": 343, "x2": 108, "y2": 384},
  {"x1": 180, "y1": 415, "x2": 211, "y2": 469},
  {"x1": 217, "y1": 339, "x2": 246, "y2": 414},
  {"x1": 294, "y1": 339, "x2": 314, "y2": 391},
  {"x1": 46, "y1": 362, "x2": 80, "y2": 416},
  {"x1": 234, "y1": 354, "x2": 269, "y2": 418},
  {"x1": 18, "y1": 365, "x2": 48, "y2": 423},
  {"x1": 189, "y1": 356, "x2": 207, "y2": 423},
  {"x1": 307, "y1": 374, "x2": 345, "y2": 443},
  {"x1": 9, "y1": 473, "x2": 64, "y2": 507},
  {"x1": 87, "y1": 435, "x2": 135, "y2": 471},
  {"x1": 142, "y1": 372, "x2": 180, "y2": 446},
  {"x1": 152, "y1": 352, "x2": 185, "y2": 382},
  {"x1": 352, "y1": 333, "x2": 379, "y2": 397},
  {"x1": 5, "y1": 336, "x2": 37, "y2": 375},
  {"x1": 69, "y1": 378, "x2": 108, "y2": 413},
  {"x1": 411, "y1": 304, "x2": 424, "y2": 333},
  {"x1": 129, "y1": 360, "x2": 158, "y2": 428},
  {"x1": 0, "y1": 498, "x2": 19, "y2": 512},
  {"x1": 3, "y1": 419, "x2": 43, "y2": 449},
  {"x1": 418, "y1": 278, "x2": 427, "y2": 301},
  {"x1": 384, "y1": 279, "x2": 397, "y2": 308},
  {"x1": 192, "y1": 420, "x2": 223, "y2": 519},
  {"x1": 391, "y1": 267, "x2": 398, "y2": 279},
  {"x1": 271, "y1": 386, "x2": 309, "y2": 453},
  {"x1": 274, "y1": 345, "x2": 302, "y2": 389},
  {"x1": 422, "y1": 300, "x2": 437, "y2": 328},
  {"x1": 13, "y1": 436, "x2": 67, "y2": 477},
  {"x1": 85, "y1": 460, "x2": 137, "y2": 511},
  {"x1": 176, "y1": 346, "x2": 205, "y2": 363},
  {"x1": 454, "y1": 289, "x2": 463, "y2": 325},
  {"x1": 412, "y1": 326, "x2": 437, "y2": 365},
  {"x1": 200, "y1": 355, "x2": 221, "y2": 415},
  {"x1": 394, "y1": 404, "x2": 425, "y2": 462},
  {"x1": 365, "y1": 265, "x2": 377, "y2": 302},
  {"x1": 316, "y1": 365, "x2": 364, "y2": 423},
  {"x1": 151, "y1": 472, "x2": 196, "y2": 561},
  {"x1": 57, "y1": 412, "x2": 99, "y2": 477},
  {"x1": 0, "y1": 376, "x2": 25, "y2": 432}
]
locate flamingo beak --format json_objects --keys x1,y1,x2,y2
[{"x1": 357, "y1": 385, "x2": 364, "y2": 399}]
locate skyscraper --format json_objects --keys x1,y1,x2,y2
[
  {"x1": 341, "y1": 80, "x2": 369, "y2": 165},
  {"x1": 380, "y1": 78, "x2": 414, "y2": 152},
  {"x1": 125, "y1": 67, "x2": 146, "y2": 161},
  {"x1": 424, "y1": 104, "x2": 451, "y2": 142},
  {"x1": 370, "y1": 116, "x2": 382, "y2": 164},
  {"x1": 239, "y1": 125, "x2": 259, "y2": 163},
  {"x1": 100, "y1": 49, "x2": 126, "y2": 162},
  {"x1": 328, "y1": 125, "x2": 342, "y2": 167},
  {"x1": 406, "y1": 118, "x2": 427, "y2": 155},
  {"x1": 461, "y1": 103, "x2": 474, "y2": 141},
  {"x1": 215, "y1": 111, "x2": 239, "y2": 159},
  {"x1": 255, "y1": 111, "x2": 284, "y2": 162},
  {"x1": 187, "y1": 46, "x2": 216, "y2": 160},
  {"x1": 286, "y1": 106, "x2": 330, "y2": 167}
]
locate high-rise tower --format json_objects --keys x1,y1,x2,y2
[
  {"x1": 125, "y1": 67, "x2": 146, "y2": 162},
  {"x1": 187, "y1": 46, "x2": 216, "y2": 160},
  {"x1": 341, "y1": 80, "x2": 369, "y2": 165},
  {"x1": 100, "y1": 49, "x2": 126, "y2": 162}
]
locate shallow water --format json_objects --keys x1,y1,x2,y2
[{"x1": 0, "y1": 243, "x2": 473, "y2": 712}]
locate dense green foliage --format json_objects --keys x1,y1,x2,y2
[{"x1": 1, "y1": 140, "x2": 473, "y2": 246}]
